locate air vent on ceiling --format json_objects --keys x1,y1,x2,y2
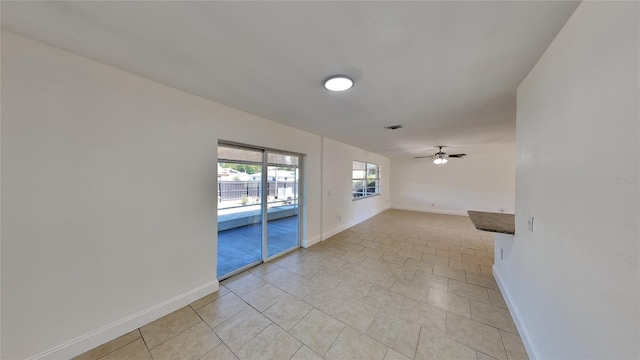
[{"x1": 383, "y1": 124, "x2": 404, "y2": 130}]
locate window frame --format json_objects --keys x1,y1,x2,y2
[{"x1": 352, "y1": 160, "x2": 381, "y2": 200}]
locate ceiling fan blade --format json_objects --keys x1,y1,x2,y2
[
  {"x1": 414, "y1": 155, "x2": 436, "y2": 159},
  {"x1": 447, "y1": 154, "x2": 467, "y2": 158}
]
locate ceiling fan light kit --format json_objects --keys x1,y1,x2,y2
[
  {"x1": 433, "y1": 156, "x2": 448, "y2": 165},
  {"x1": 414, "y1": 146, "x2": 467, "y2": 165}
]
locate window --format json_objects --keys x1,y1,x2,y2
[{"x1": 352, "y1": 161, "x2": 380, "y2": 199}]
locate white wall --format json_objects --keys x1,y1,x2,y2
[
  {"x1": 495, "y1": 2, "x2": 639, "y2": 359},
  {"x1": 1, "y1": 31, "x2": 329, "y2": 359},
  {"x1": 321, "y1": 137, "x2": 390, "y2": 239},
  {"x1": 390, "y1": 146, "x2": 515, "y2": 215}
]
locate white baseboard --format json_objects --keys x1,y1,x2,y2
[
  {"x1": 492, "y1": 266, "x2": 539, "y2": 360},
  {"x1": 30, "y1": 281, "x2": 219, "y2": 360},
  {"x1": 390, "y1": 206, "x2": 468, "y2": 217},
  {"x1": 304, "y1": 235, "x2": 321, "y2": 248},
  {"x1": 322, "y1": 223, "x2": 353, "y2": 241}
]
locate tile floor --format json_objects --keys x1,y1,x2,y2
[{"x1": 74, "y1": 209, "x2": 529, "y2": 360}]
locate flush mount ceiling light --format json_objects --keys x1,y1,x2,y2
[{"x1": 324, "y1": 76, "x2": 353, "y2": 92}]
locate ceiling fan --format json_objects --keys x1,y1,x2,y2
[{"x1": 414, "y1": 146, "x2": 467, "y2": 164}]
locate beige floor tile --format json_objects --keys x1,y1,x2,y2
[
  {"x1": 310, "y1": 269, "x2": 346, "y2": 289},
  {"x1": 449, "y1": 259, "x2": 483, "y2": 274},
  {"x1": 248, "y1": 262, "x2": 282, "y2": 278},
  {"x1": 364, "y1": 285, "x2": 406, "y2": 311},
  {"x1": 390, "y1": 280, "x2": 429, "y2": 302},
  {"x1": 413, "y1": 271, "x2": 448, "y2": 291},
  {"x1": 190, "y1": 286, "x2": 231, "y2": 310},
  {"x1": 291, "y1": 346, "x2": 324, "y2": 360},
  {"x1": 487, "y1": 288, "x2": 508, "y2": 309},
  {"x1": 289, "y1": 261, "x2": 324, "y2": 278},
  {"x1": 384, "y1": 348, "x2": 412, "y2": 360},
  {"x1": 500, "y1": 330, "x2": 529, "y2": 360},
  {"x1": 360, "y1": 257, "x2": 390, "y2": 271},
  {"x1": 73, "y1": 330, "x2": 141, "y2": 360},
  {"x1": 340, "y1": 251, "x2": 367, "y2": 264},
  {"x1": 412, "y1": 245, "x2": 437, "y2": 255},
  {"x1": 99, "y1": 338, "x2": 150, "y2": 360},
  {"x1": 465, "y1": 272, "x2": 499, "y2": 290},
  {"x1": 481, "y1": 265, "x2": 493, "y2": 275},
  {"x1": 448, "y1": 279, "x2": 490, "y2": 303},
  {"x1": 200, "y1": 343, "x2": 237, "y2": 359},
  {"x1": 404, "y1": 258, "x2": 435, "y2": 273},
  {"x1": 342, "y1": 242, "x2": 365, "y2": 253},
  {"x1": 332, "y1": 298, "x2": 380, "y2": 332},
  {"x1": 397, "y1": 248, "x2": 423, "y2": 260},
  {"x1": 427, "y1": 241, "x2": 450, "y2": 251},
  {"x1": 397, "y1": 298, "x2": 447, "y2": 334},
  {"x1": 334, "y1": 277, "x2": 373, "y2": 301},
  {"x1": 335, "y1": 261, "x2": 370, "y2": 280},
  {"x1": 303, "y1": 286, "x2": 349, "y2": 315},
  {"x1": 377, "y1": 244, "x2": 400, "y2": 254},
  {"x1": 325, "y1": 326, "x2": 387, "y2": 360},
  {"x1": 433, "y1": 264, "x2": 466, "y2": 282},
  {"x1": 149, "y1": 322, "x2": 220, "y2": 360},
  {"x1": 477, "y1": 351, "x2": 500, "y2": 360},
  {"x1": 263, "y1": 294, "x2": 313, "y2": 331},
  {"x1": 367, "y1": 310, "x2": 421, "y2": 359},
  {"x1": 222, "y1": 272, "x2": 267, "y2": 295},
  {"x1": 360, "y1": 247, "x2": 386, "y2": 259},
  {"x1": 427, "y1": 288, "x2": 471, "y2": 317},
  {"x1": 463, "y1": 254, "x2": 494, "y2": 266},
  {"x1": 392, "y1": 240, "x2": 414, "y2": 250},
  {"x1": 196, "y1": 292, "x2": 248, "y2": 329},
  {"x1": 236, "y1": 324, "x2": 302, "y2": 360},
  {"x1": 474, "y1": 250, "x2": 494, "y2": 258},
  {"x1": 263, "y1": 268, "x2": 316, "y2": 298},
  {"x1": 140, "y1": 306, "x2": 201, "y2": 349},
  {"x1": 213, "y1": 306, "x2": 271, "y2": 351},
  {"x1": 322, "y1": 247, "x2": 347, "y2": 258},
  {"x1": 290, "y1": 308, "x2": 345, "y2": 355},
  {"x1": 446, "y1": 312, "x2": 507, "y2": 360},
  {"x1": 435, "y1": 249, "x2": 464, "y2": 261},
  {"x1": 415, "y1": 326, "x2": 476, "y2": 360},
  {"x1": 239, "y1": 282, "x2": 287, "y2": 312},
  {"x1": 470, "y1": 300, "x2": 517, "y2": 333},
  {"x1": 450, "y1": 246, "x2": 477, "y2": 256},
  {"x1": 359, "y1": 240, "x2": 380, "y2": 249},
  {"x1": 381, "y1": 252, "x2": 408, "y2": 265},
  {"x1": 386, "y1": 264, "x2": 417, "y2": 282}
]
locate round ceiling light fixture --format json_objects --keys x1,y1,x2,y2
[{"x1": 324, "y1": 76, "x2": 353, "y2": 92}]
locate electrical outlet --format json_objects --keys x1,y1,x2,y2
[{"x1": 528, "y1": 216, "x2": 535, "y2": 232}]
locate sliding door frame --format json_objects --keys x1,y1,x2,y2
[{"x1": 217, "y1": 140, "x2": 304, "y2": 278}]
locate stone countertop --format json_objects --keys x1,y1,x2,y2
[{"x1": 467, "y1": 211, "x2": 515, "y2": 235}]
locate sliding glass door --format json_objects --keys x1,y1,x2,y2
[
  {"x1": 266, "y1": 153, "x2": 300, "y2": 257},
  {"x1": 217, "y1": 143, "x2": 302, "y2": 279}
]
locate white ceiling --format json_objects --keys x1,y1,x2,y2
[{"x1": 1, "y1": 1, "x2": 579, "y2": 158}]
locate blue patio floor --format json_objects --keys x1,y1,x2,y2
[{"x1": 217, "y1": 215, "x2": 299, "y2": 277}]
